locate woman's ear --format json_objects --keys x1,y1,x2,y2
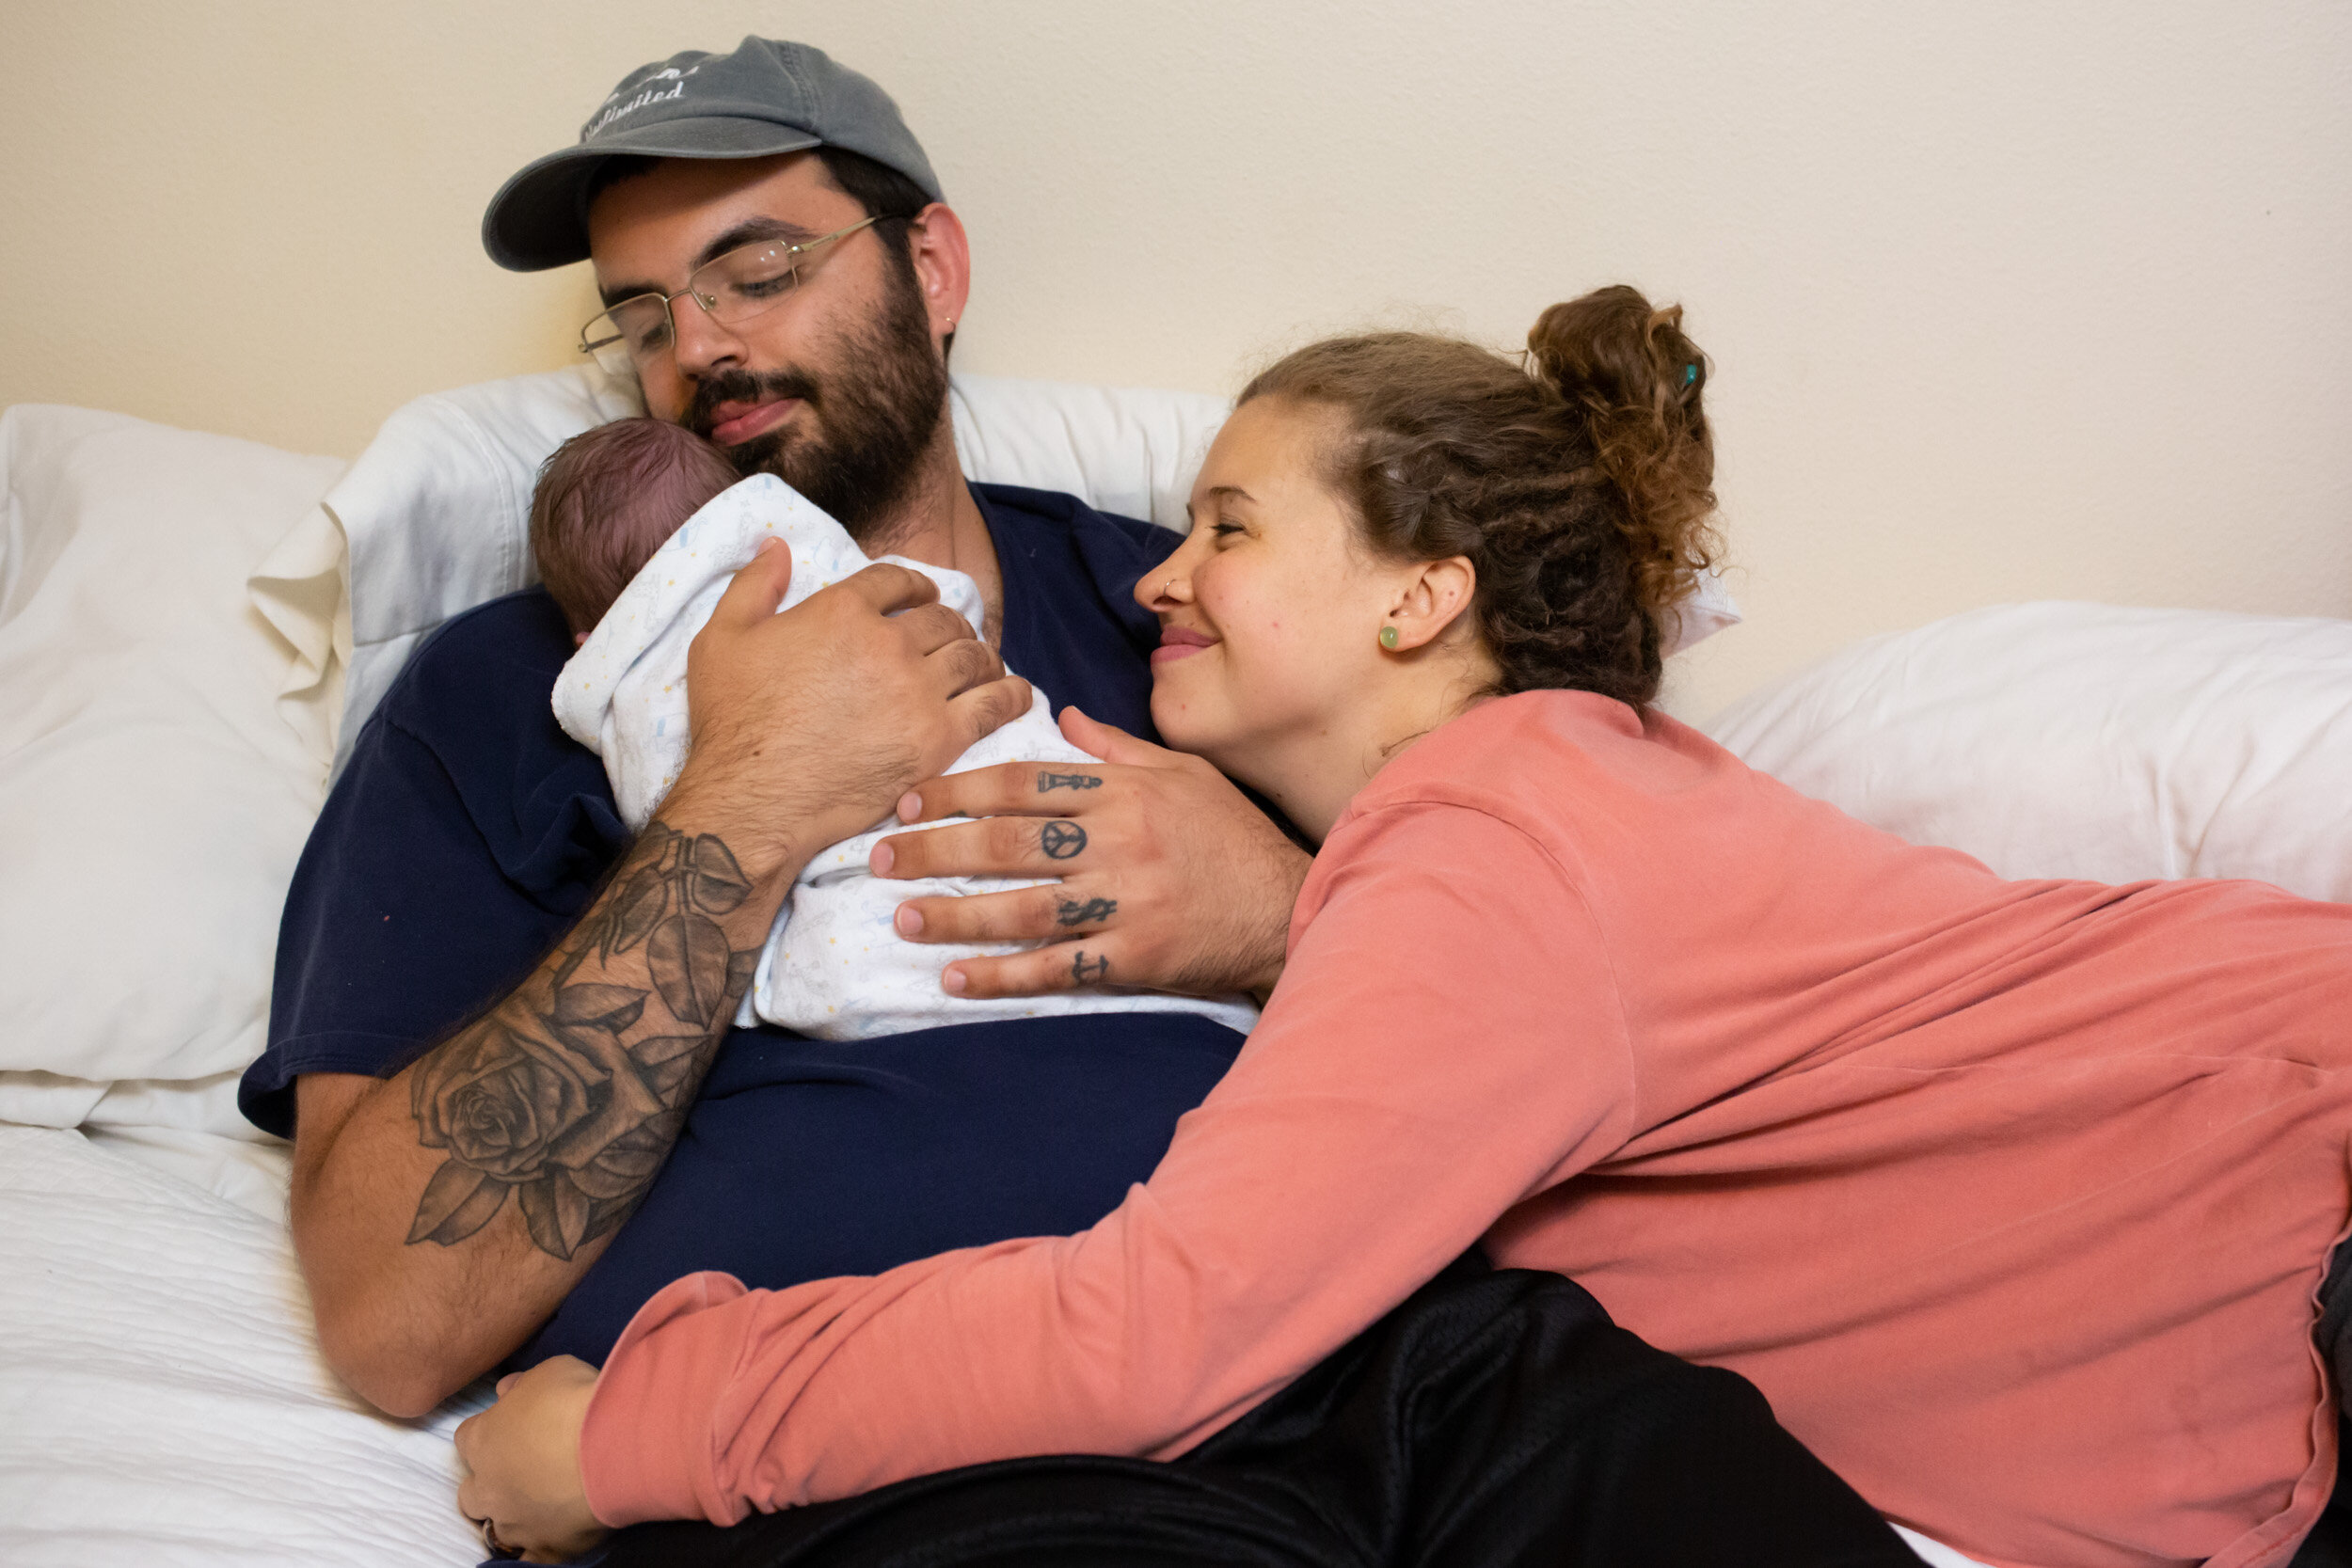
[{"x1": 1382, "y1": 557, "x2": 1478, "y2": 653}]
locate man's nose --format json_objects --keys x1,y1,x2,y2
[{"x1": 670, "y1": 297, "x2": 749, "y2": 378}]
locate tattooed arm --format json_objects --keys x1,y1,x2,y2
[
  {"x1": 403, "y1": 821, "x2": 758, "y2": 1261},
  {"x1": 290, "y1": 546, "x2": 1031, "y2": 1418},
  {"x1": 290, "y1": 808, "x2": 787, "y2": 1417}
]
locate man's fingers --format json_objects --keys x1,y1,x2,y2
[
  {"x1": 839, "y1": 560, "x2": 943, "y2": 616},
  {"x1": 873, "y1": 805, "x2": 1089, "y2": 881},
  {"x1": 946, "y1": 939, "x2": 1118, "y2": 1000},
  {"x1": 894, "y1": 756, "x2": 1116, "y2": 827},
  {"x1": 893, "y1": 882, "x2": 1118, "y2": 945},
  {"x1": 893, "y1": 600, "x2": 982, "y2": 657},
  {"x1": 1057, "y1": 705, "x2": 1173, "y2": 767},
  {"x1": 925, "y1": 638, "x2": 1012, "y2": 705},
  {"x1": 945, "y1": 672, "x2": 1033, "y2": 747},
  {"x1": 705, "y1": 537, "x2": 793, "y2": 629}
]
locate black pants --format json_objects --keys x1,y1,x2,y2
[{"x1": 592, "y1": 1263, "x2": 1915, "y2": 1568}]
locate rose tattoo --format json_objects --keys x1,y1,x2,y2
[{"x1": 405, "y1": 825, "x2": 759, "y2": 1260}]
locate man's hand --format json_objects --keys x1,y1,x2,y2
[
  {"x1": 455, "y1": 1356, "x2": 605, "y2": 1564},
  {"x1": 872, "y1": 708, "x2": 1311, "y2": 1000},
  {"x1": 675, "y1": 538, "x2": 1034, "y2": 868}
]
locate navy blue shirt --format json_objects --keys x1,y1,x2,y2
[{"x1": 242, "y1": 484, "x2": 1244, "y2": 1367}]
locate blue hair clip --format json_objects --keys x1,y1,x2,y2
[{"x1": 1683, "y1": 363, "x2": 1698, "y2": 387}]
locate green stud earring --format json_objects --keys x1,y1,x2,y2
[{"x1": 1378, "y1": 625, "x2": 1401, "y2": 651}]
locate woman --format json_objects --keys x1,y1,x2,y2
[{"x1": 461, "y1": 288, "x2": 2352, "y2": 1568}]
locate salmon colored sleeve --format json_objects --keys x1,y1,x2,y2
[{"x1": 579, "y1": 800, "x2": 1640, "y2": 1527}]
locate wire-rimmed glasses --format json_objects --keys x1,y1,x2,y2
[{"x1": 579, "y1": 214, "x2": 888, "y2": 377}]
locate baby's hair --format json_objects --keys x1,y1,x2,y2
[
  {"x1": 1236, "y1": 285, "x2": 1719, "y2": 708},
  {"x1": 530, "y1": 418, "x2": 742, "y2": 636}
]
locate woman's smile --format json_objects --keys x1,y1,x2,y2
[{"x1": 1152, "y1": 626, "x2": 1218, "y2": 665}]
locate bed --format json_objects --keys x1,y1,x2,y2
[{"x1": 3, "y1": 368, "x2": 2346, "y2": 1567}]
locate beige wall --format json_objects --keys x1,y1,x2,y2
[{"x1": 5, "y1": 0, "x2": 2346, "y2": 719}]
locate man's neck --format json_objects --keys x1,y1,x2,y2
[{"x1": 856, "y1": 419, "x2": 1002, "y2": 644}]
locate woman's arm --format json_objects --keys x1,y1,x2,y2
[{"x1": 572, "y1": 799, "x2": 1639, "y2": 1524}]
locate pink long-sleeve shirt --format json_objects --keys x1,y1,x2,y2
[{"x1": 580, "y1": 690, "x2": 2352, "y2": 1568}]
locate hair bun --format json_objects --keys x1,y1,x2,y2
[
  {"x1": 1528, "y1": 284, "x2": 1706, "y2": 416},
  {"x1": 1526, "y1": 286, "x2": 1718, "y2": 639}
]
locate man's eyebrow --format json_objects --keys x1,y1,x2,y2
[
  {"x1": 597, "y1": 216, "x2": 826, "y2": 307},
  {"x1": 692, "y1": 215, "x2": 821, "y2": 269}
]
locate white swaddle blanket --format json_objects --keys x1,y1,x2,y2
[{"x1": 551, "y1": 474, "x2": 1257, "y2": 1041}]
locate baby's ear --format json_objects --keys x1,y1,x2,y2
[{"x1": 575, "y1": 631, "x2": 589, "y2": 647}]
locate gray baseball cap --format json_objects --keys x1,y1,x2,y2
[{"x1": 482, "y1": 37, "x2": 944, "y2": 273}]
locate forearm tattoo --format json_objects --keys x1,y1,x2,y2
[
  {"x1": 405, "y1": 823, "x2": 760, "y2": 1260},
  {"x1": 1056, "y1": 896, "x2": 1118, "y2": 927},
  {"x1": 1070, "y1": 950, "x2": 1110, "y2": 984},
  {"x1": 1037, "y1": 770, "x2": 1102, "y2": 793},
  {"x1": 1040, "y1": 821, "x2": 1087, "y2": 860}
]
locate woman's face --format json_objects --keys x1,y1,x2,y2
[{"x1": 1137, "y1": 398, "x2": 1399, "y2": 791}]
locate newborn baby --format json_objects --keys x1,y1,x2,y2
[{"x1": 534, "y1": 418, "x2": 1256, "y2": 1041}]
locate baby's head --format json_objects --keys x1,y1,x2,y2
[{"x1": 530, "y1": 418, "x2": 741, "y2": 641}]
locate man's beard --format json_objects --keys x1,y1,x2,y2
[{"x1": 682, "y1": 261, "x2": 949, "y2": 546}]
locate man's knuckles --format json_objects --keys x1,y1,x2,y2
[
  {"x1": 961, "y1": 678, "x2": 1032, "y2": 742},
  {"x1": 983, "y1": 814, "x2": 1046, "y2": 862},
  {"x1": 902, "y1": 889, "x2": 1057, "y2": 944},
  {"x1": 894, "y1": 600, "x2": 974, "y2": 653},
  {"x1": 952, "y1": 944, "x2": 1088, "y2": 999},
  {"x1": 930, "y1": 636, "x2": 998, "y2": 693}
]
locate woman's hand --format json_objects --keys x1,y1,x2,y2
[
  {"x1": 453, "y1": 1355, "x2": 608, "y2": 1563},
  {"x1": 872, "y1": 707, "x2": 1311, "y2": 1001}
]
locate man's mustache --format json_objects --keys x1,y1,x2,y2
[{"x1": 682, "y1": 369, "x2": 820, "y2": 443}]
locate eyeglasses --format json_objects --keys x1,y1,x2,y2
[{"x1": 579, "y1": 214, "x2": 889, "y2": 377}]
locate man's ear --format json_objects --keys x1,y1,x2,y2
[
  {"x1": 903, "y1": 201, "x2": 972, "y2": 347},
  {"x1": 1383, "y1": 557, "x2": 1478, "y2": 652}
]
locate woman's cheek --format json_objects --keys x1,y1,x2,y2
[{"x1": 1148, "y1": 658, "x2": 1227, "y2": 755}]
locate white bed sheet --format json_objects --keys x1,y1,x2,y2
[
  {"x1": 0, "y1": 1124, "x2": 488, "y2": 1567},
  {"x1": 0, "y1": 1112, "x2": 1981, "y2": 1565}
]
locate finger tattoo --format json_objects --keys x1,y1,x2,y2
[
  {"x1": 1056, "y1": 896, "x2": 1118, "y2": 927},
  {"x1": 1041, "y1": 820, "x2": 1088, "y2": 860},
  {"x1": 1038, "y1": 770, "x2": 1103, "y2": 793},
  {"x1": 1071, "y1": 950, "x2": 1110, "y2": 984}
]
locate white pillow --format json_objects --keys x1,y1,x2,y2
[
  {"x1": 1706, "y1": 601, "x2": 2352, "y2": 900},
  {"x1": 0, "y1": 405, "x2": 344, "y2": 1092}
]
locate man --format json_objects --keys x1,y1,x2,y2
[
  {"x1": 240, "y1": 36, "x2": 1308, "y2": 1420},
  {"x1": 251, "y1": 40, "x2": 1917, "y2": 1565}
]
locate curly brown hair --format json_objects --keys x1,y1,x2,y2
[{"x1": 1236, "y1": 285, "x2": 1719, "y2": 707}]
